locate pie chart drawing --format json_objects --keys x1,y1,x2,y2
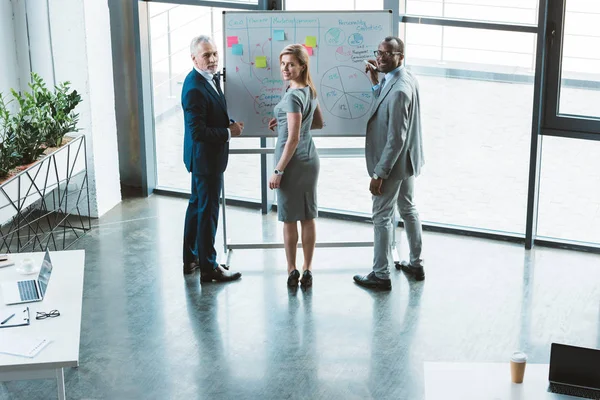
[
  {"x1": 320, "y1": 66, "x2": 374, "y2": 120},
  {"x1": 334, "y1": 46, "x2": 351, "y2": 62},
  {"x1": 325, "y1": 28, "x2": 345, "y2": 46}
]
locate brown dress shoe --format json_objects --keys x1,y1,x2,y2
[
  {"x1": 183, "y1": 261, "x2": 199, "y2": 275},
  {"x1": 201, "y1": 265, "x2": 241, "y2": 283}
]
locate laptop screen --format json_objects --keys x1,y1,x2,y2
[
  {"x1": 37, "y1": 250, "x2": 53, "y2": 297},
  {"x1": 549, "y1": 343, "x2": 600, "y2": 389}
]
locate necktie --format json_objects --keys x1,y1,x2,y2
[
  {"x1": 379, "y1": 76, "x2": 386, "y2": 91},
  {"x1": 375, "y1": 76, "x2": 386, "y2": 97},
  {"x1": 213, "y1": 73, "x2": 224, "y2": 98}
]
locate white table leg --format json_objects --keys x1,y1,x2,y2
[{"x1": 55, "y1": 368, "x2": 66, "y2": 400}]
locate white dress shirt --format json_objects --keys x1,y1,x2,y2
[{"x1": 372, "y1": 64, "x2": 405, "y2": 92}]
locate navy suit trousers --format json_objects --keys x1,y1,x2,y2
[{"x1": 183, "y1": 173, "x2": 223, "y2": 270}]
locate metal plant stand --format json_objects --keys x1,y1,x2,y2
[{"x1": 0, "y1": 135, "x2": 91, "y2": 253}]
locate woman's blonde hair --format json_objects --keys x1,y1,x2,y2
[{"x1": 279, "y1": 44, "x2": 317, "y2": 99}]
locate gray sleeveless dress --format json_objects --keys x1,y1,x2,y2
[{"x1": 274, "y1": 86, "x2": 320, "y2": 222}]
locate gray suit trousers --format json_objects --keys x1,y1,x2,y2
[{"x1": 372, "y1": 176, "x2": 423, "y2": 279}]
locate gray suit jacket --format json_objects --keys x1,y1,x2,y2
[{"x1": 365, "y1": 67, "x2": 424, "y2": 181}]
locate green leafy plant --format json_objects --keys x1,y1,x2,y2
[
  {"x1": 0, "y1": 94, "x2": 21, "y2": 178},
  {"x1": 0, "y1": 73, "x2": 82, "y2": 171},
  {"x1": 10, "y1": 86, "x2": 48, "y2": 164},
  {"x1": 46, "y1": 80, "x2": 81, "y2": 148}
]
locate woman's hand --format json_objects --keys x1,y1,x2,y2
[
  {"x1": 269, "y1": 173, "x2": 282, "y2": 190},
  {"x1": 268, "y1": 118, "x2": 278, "y2": 131}
]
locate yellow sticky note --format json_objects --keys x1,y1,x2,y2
[
  {"x1": 255, "y1": 56, "x2": 267, "y2": 68},
  {"x1": 305, "y1": 36, "x2": 317, "y2": 47}
]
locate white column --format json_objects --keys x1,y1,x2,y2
[{"x1": 48, "y1": 0, "x2": 121, "y2": 217}]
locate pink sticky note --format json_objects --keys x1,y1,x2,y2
[
  {"x1": 302, "y1": 44, "x2": 314, "y2": 56},
  {"x1": 227, "y1": 36, "x2": 239, "y2": 48}
]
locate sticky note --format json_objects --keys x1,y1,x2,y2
[
  {"x1": 232, "y1": 44, "x2": 243, "y2": 55},
  {"x1": 274, "y1": 30, "x2": 285, "y2": 41},
  {"x1": 227, "y1": 36, "x2": 238, "y2": 47},
  {"x1": 302, "y1": 44, "x2": 314, "y2": 56},
  {"x1": 305, "y1": 36, "x2": 317, "y2": 47},
  {"x1": 255, "y1": 56, "x2": 267, "y2": 68}
]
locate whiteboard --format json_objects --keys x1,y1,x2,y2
[{"x1": 222, "y1": 11, "x2": 393, "y2": 137}]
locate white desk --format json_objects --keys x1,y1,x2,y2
[
  {"x1": 0, "y1": 250, "x2": 85, "y2": 400},
  {"x1": 425, "y1": 362, "x2": 580, "y2": 399}
]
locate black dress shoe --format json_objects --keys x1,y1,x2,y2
[
  {"x1": 300, "y1": 270, "x2": 312, "y2": 288},
  {"x1": 183, "y1": 261, "x2": 199, "y2": 275},
  {"x1": 201, "y1": 265, "x2": 242, "y2": 283},
  {"x1": 287, "y1": 269, "x2": 300, "y2": 287},
  {"x1": 398, "y1": 261, "x2": 425, "y2": 281},
  {"x1": 353, "y1": 271, "x2": 391, "y2": 290}
]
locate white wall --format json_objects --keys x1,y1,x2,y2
[
  {"x1": 2, "y1": 0, "x2": 121, "y2": 218},
  {"x1": 48, "y1": 0, "x2": 121, "y2": 217},
  {"x1": 0, "y1": 0, "x2": 19, "y2": 105},
  {"x1": 24, "y1": 0, "x2": 55, "y2": 86}
]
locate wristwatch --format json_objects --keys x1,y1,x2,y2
[
  {"x1": 274, "y1": 169, "x2": 284, "y2": 176},
  {"x1": 372, "y1": 173, "x2": 380, "y2": 180}
]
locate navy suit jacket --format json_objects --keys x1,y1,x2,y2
[{"x1": 182, "y1": 69, "x2": 230, "y2": 175}]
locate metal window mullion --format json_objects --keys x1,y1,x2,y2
[
  {"x1": 401, "y1": 15, "x2": 538, "y2": 33},
  {"x1": 137, "y1": 1, "x2": 158, "y2": 196},
  {"x1": 524, "y1": 0, "x2": 550, "y2": 249}
]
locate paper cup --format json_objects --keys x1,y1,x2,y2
[{"x1": 510, "y1": 351, "x2": 527, "y2": 383}]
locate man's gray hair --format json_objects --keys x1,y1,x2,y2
[{"x1": 190, "y1": 35, "x2": 214, "y2": 56}]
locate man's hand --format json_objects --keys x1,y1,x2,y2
[
  {"x1": 229, "y1": 121, "x2": 244, "y2": 137},
  {"x1": 268, "y1": 118, "x2": 277, "y2": 131},
  {"x1": 369, "y1": 177, "x2": 383, "y2": 196},
  {"x1": 364, "y1": 59, "x2": 379, "y2": 85}
]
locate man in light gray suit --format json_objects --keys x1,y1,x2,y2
[{"x1": 354, "y1": 36, "x2": 425, "y2": 290}]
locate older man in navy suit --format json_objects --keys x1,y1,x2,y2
[{"x1": 182, "y1": 35, "x2": 244, "y2": 282}]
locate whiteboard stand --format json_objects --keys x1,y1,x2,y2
[{"x1": 220, "y1": 171, "x2": 402, "y2": 269}]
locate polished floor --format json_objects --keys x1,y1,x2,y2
[{"x1": 1, "y1": 195, "x2": 599, "y2": 400}]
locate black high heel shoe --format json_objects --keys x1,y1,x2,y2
[
  {"x1": 287, "y1": 269, "x2": 300, "y2": 287},
  {"x1": 300, "y1": 270, "x2": 312, "y2": 288}
]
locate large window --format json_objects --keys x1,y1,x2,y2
[
  {"x1": 285, "y1": 0, "x2": 383, "y2": 11},
  {"x1": 405, "y1": 0, "x2": 539, "y2": 25},
  {"x1": 141, "y1": 0, "x2": 600, "y2": 250},
  {"x1": 557, "y1": 1, "x2": 600, "y2": 118},
  {"x1": 537, "y1": 137, "x2": 600, "y2": 244},
  {"x1": 403, "y1": 24, "x2": 536, "y2": 234},
  {"x1": 149, "y1": 3, "x2": 260, "y2": 200}
]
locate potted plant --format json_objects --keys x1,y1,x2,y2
[{"x1": 0, "y1": 73, "x2": 82, "y2": 180}]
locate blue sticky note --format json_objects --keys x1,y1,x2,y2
[
  {"x1": 274, "y1": 30, "x2": 285, "y2": 41},
  {"x1": 232, "y1": 44, "x2": 243, "y2": 55}
]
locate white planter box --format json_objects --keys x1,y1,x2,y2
[{"x1": 0, "y1": 135, "x2": 90, "y2": 252}]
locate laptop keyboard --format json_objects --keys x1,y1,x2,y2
[
  {"x1": 17, "y1": 280, "x2": 38, "y2": 301},
  {"x1": 550, "y1": 383, "x2": 600, "y2": 399}
]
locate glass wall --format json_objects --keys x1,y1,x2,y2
[
  {"x1": 405, "y1": 0, "x2": 539, "y2": 25},
  {"x1": 537, "y1": 136, "x2": 600, "y2": 244},
  {"x1": 285, "y1": 0, "x2": 383, "y2": 11},
  {"x1": 144, "y1": 0, "x2": 600, "y2": 248},
  {"x1": 404, "y1": 25, "x2": 535, "y2": 234},
  {"x1": 149, "y1": 3, "x2": 261, "y2": 200},
  {"x1": 558, "y1": 0, "x2": 600, "y2": 118}
]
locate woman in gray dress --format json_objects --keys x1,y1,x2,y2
[{"x1": 268, "y1": 44, "x2": 324, "y2": 288}]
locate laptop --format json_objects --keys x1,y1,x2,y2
[
  {"x1": 548, "y1": 343, "x2": 600, "y2": 399},
  {"x1": 1, "y1": 250, "x2": 54, "y2": 305}
]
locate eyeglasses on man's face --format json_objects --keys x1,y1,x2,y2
[{"x1": 373, "y1": 50, "x2": 403, "y2": 58}]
